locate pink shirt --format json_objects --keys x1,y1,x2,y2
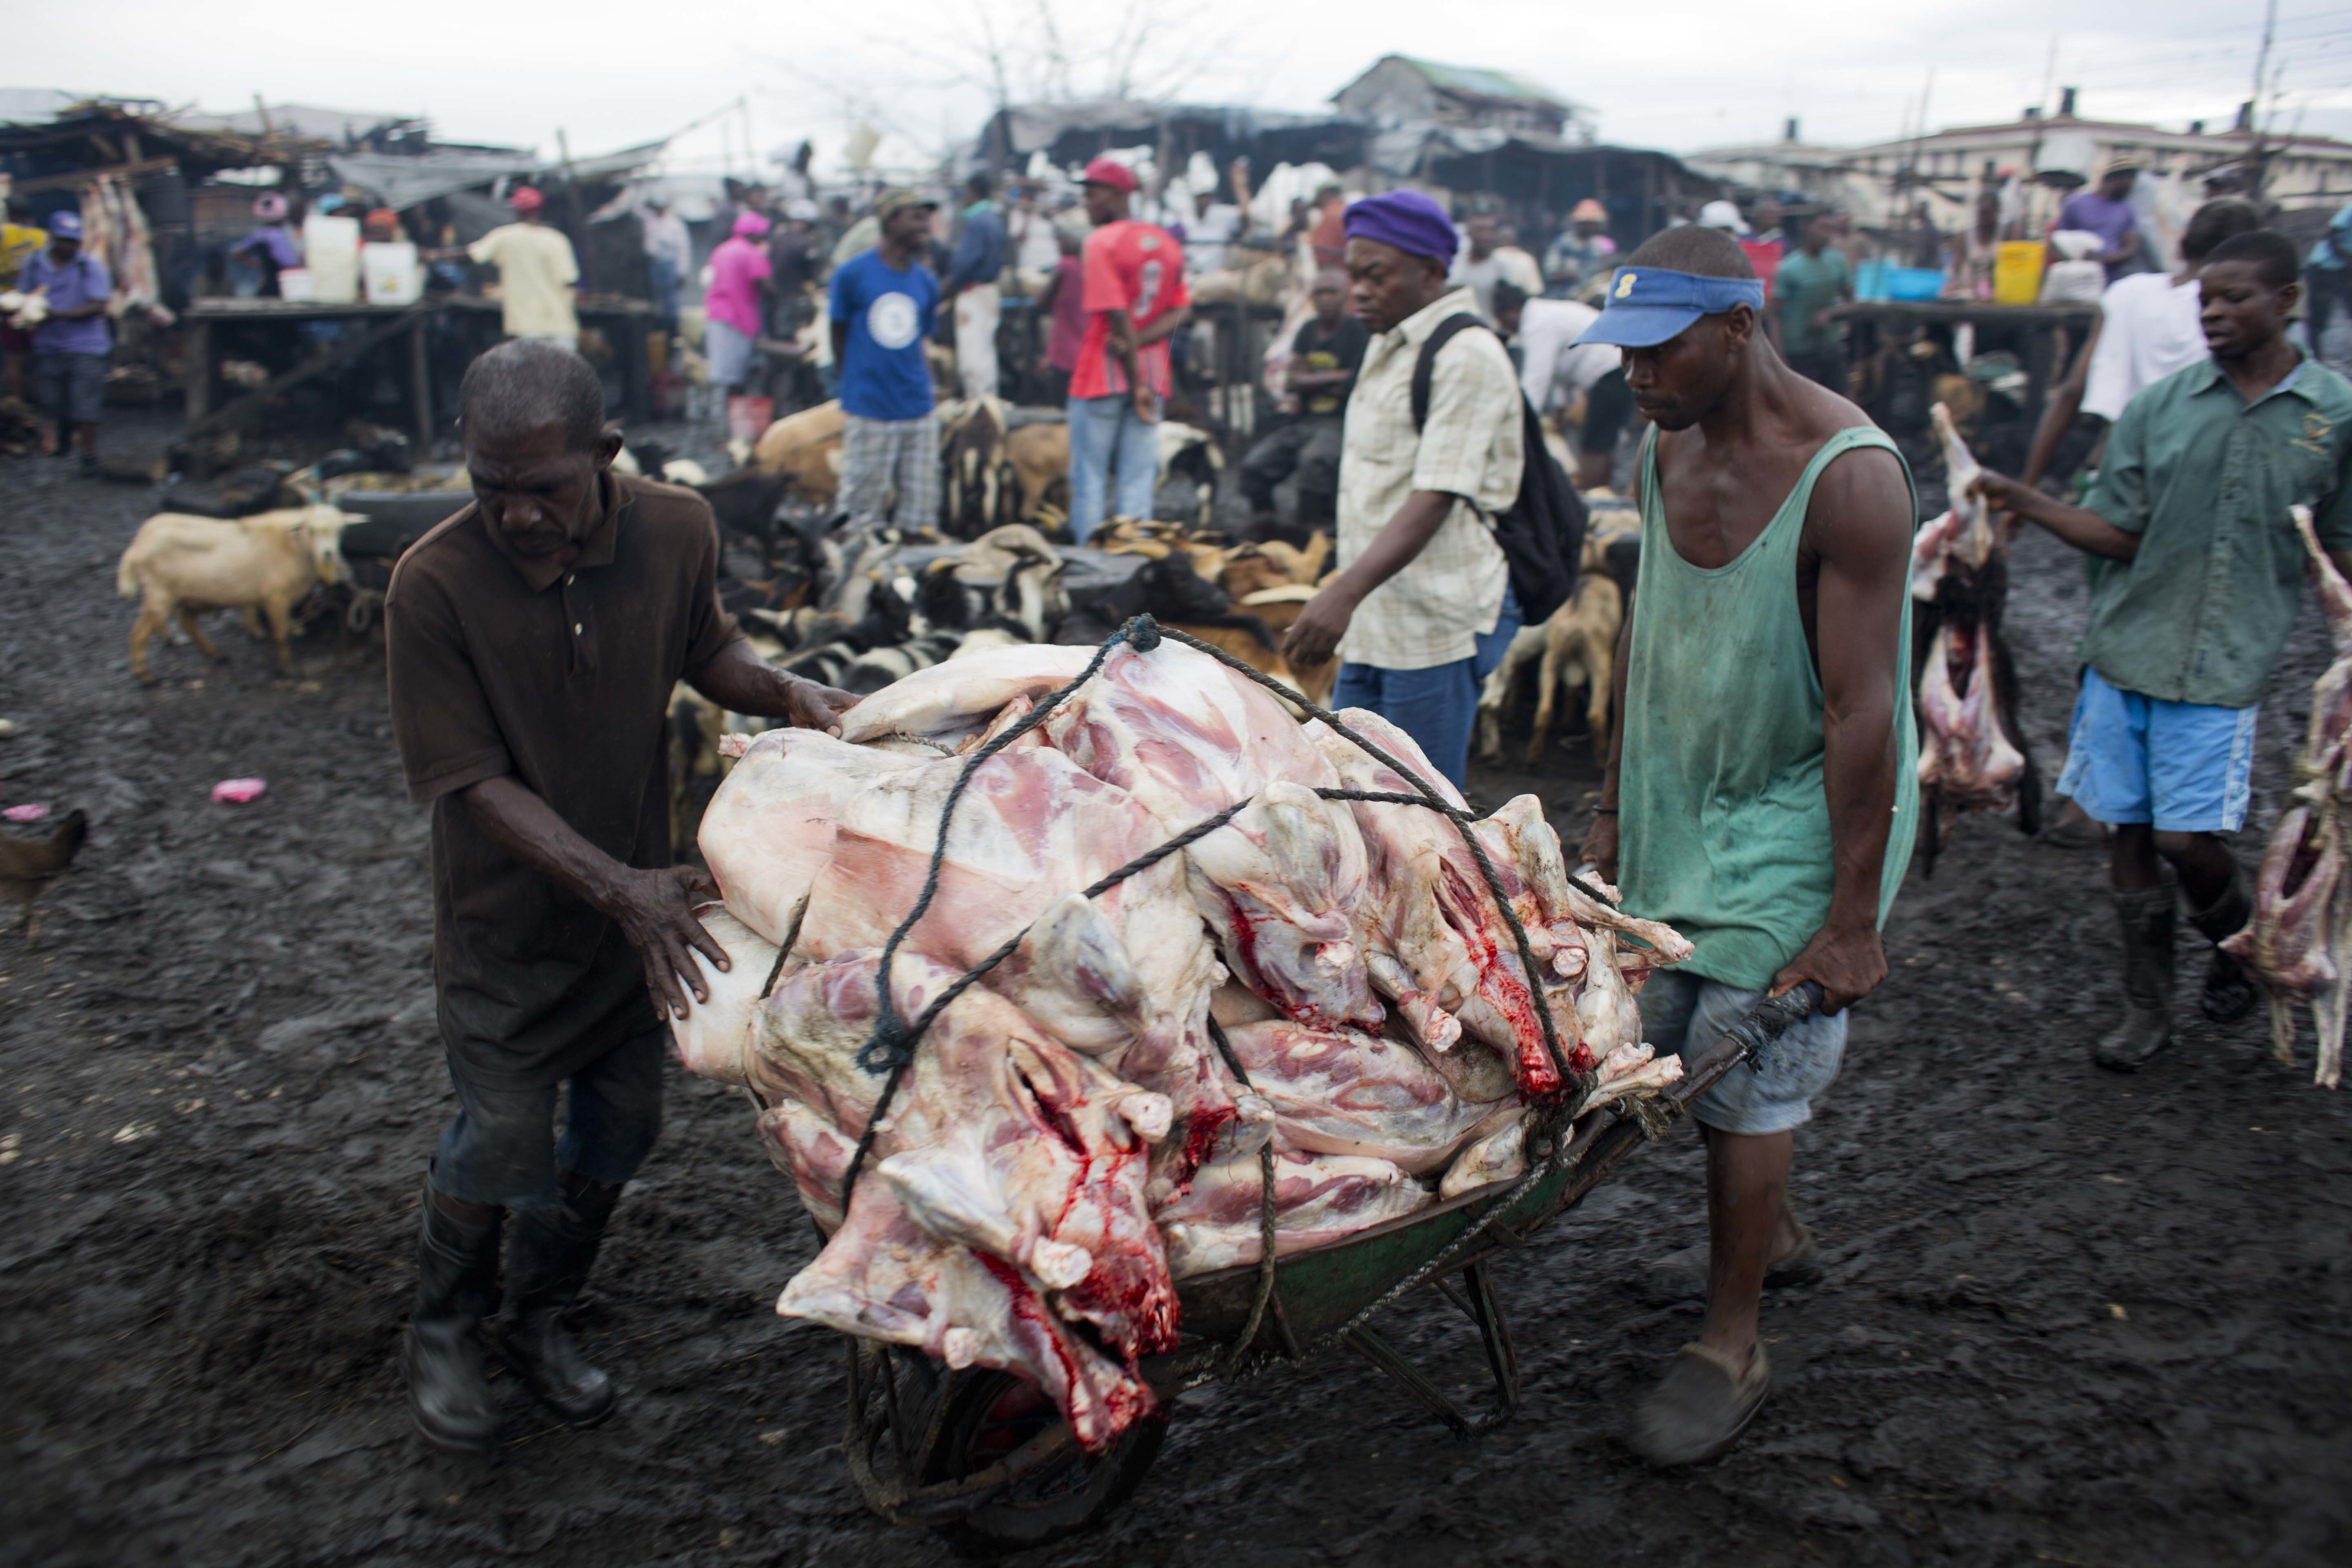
[{"x1": 705, "y1": 236, "x2": 771, "y2": 337}]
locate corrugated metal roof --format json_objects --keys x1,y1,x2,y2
[{"x1": 1391, "y1": 58, "x2": 1570, "y2": 111}]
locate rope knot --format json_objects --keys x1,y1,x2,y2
[
  {"x1": 855, "y1": 1015, "x2": 914, "y2": 1075},
  {"x1": 1126, "y1": 614, "x2": 1162, "y2": 653}
]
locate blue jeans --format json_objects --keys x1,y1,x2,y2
[
  {"x1": 430, "y1": 1029, "x2": 666, "y2": 1210},
  {"x1": 1067, "y1": 393, "x2": 1159, "y2": 542},
  {"x1": 1332, "y1": 588, "x2": 1522, "y2": 790}
]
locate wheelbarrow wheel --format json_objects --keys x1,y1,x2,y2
[{"x1": 922, "y1": 1370, "x2": 1167, "y2": 1555}]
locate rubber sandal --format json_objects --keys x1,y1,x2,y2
[{"x1": 1629, "y1": 1341, "x2": 1772, "y2": 1468}]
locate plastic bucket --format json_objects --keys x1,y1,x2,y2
[{"x1": 1993, "y1": 242, "x2": 2046, "y2": 306}]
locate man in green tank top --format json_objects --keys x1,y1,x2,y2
[{"x1": 1573, "y1": 229, "x2": 1920, "y2": 1467}]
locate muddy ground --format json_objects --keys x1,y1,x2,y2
[{"x1": 3, "y1": 419, "x2": 2349, "y2": 1568}]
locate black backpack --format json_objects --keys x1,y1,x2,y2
[{"x1": 1410, "y1": 314, "x2": 1587, "y2": 625}]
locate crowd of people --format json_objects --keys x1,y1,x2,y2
[{"x1": 6, "y1": 139, "x2": 2342, "y2": 1481}]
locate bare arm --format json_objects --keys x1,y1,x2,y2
[
  {"x1": 461, "y1": 774, "x2": 724, "y2": 1020},
  {"x1": 688, "y1": 638, "x2": 857, "y2": 730},
  {"x1": 1033, "y1": 267, "x2": 1063, "y2": 313},
  {"x1": 1279, "y1": 491, "x2": 1455, "y2": 668},
  {"x1": 1973, "y1": 472, "x2": 2139, "y2": 560},
  {"x1": 1134, "y1": 303, "x2": 1191, "y2": 348},
  {"x1": 1772, "y1": 448, "x2": 1914, "y2": 1012},
  {"x1": 1104, "y1": 305, "x2": 1156, "y2": 421},
  {"x1": 2021, "y1": 314, "x2": 2101, "y2": 489},
  {"x1": 829, "y1": 318, "x2": 848, "y2": 368}
]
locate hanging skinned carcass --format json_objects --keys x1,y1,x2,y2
[
  {"x1": 677, "y1": 633, "x2": 1694, "y2": 1451},
  {"x1": 1910, "y1": 401, "x2": 2040, "y2": 871},
  {"x1": 2220, "y1": 506, "x2": 2352, "y2": 1089}
]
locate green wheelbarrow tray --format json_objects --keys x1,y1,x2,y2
[{"x1": 837, "y1": 981, "x2": 1826, "y2": 1548}]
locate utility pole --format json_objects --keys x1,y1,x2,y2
[{"x1": 2251, "y1": 0, "x2": 2278, "y2": 202}]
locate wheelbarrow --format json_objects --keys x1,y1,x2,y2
[{"x1": 831, "y1": 980, "x2": 1825, "y2": 1553}]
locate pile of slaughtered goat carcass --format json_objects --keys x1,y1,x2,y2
[
  {"x1": 2222, "y1": 506, "x2": 2352, "y2": 1090},
  {"x1": 1909, "y1": 401, "x2": 2039, "y2": 865},
  {"x1": 670, "y1": 636, "x2": 1693, "y2": 1449}
]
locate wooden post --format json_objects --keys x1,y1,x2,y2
[
  {"x1": 184, "y1": 316, "x2": 213, "y2": 426},
  {"x1": 409, "y1": 313, "x2": 433, "y2": 449}
]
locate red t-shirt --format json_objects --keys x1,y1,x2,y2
[{"x1": 1071, "y1": 220, "x2": 1190, "y2": 401}]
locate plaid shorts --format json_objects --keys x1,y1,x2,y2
[
  {"x1": 36, "y1": 351, "x2": 107, "y2": 425},
  {"x1": 839, "y1": 412, "x2": 940, "y2": 532}
]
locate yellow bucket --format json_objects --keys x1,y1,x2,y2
[{"x1": 1993, "y1": 241, "x2": 2046, "y2": 306}]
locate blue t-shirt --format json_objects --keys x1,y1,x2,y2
[{"x1": 828, "y1": 250, "x2": 938, "y2": 422}]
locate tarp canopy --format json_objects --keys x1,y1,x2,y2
[
  {"x1": 331, "y1": 138, "x2": 667, "y2": 213},
  {"x1": 329, "y1": 148, "x2": 539, "y2": 211}
]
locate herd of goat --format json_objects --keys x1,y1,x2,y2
[{"x1": 102, "y1": 397, "x2": 1643, "y2": 843}]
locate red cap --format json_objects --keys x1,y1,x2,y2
[
  {"x1": 508, "y1": 186, "x2": 545, "y2": 212},
  {"x1": 1080, "y1": 158, "x2": 1137, "y2": 194}
]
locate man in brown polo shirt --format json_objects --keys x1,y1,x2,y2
[{"x1": 385, "y1": 339, "x2": 854, "y2": 1453}]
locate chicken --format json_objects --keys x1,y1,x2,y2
[
  {"x1": 1, "y1": 808, "x2": 89, "y2": 943},
  {"x1": 2221, "y1": 506, "x2": 2352, "y2": 1087}
]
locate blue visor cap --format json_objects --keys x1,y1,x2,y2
[{"x1": 1574, "y1": 267, "x2": 1767, "y2": 348}]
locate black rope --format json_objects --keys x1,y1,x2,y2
[
  {"x1": 1204, "y1": 1017, "x2": 1283, "y2": 1373},
  {"x1": 1140, "y1": 629, "x2": 1587, "y2": 1106},
  {"x1": 831, "y1": 612, "x2": 1601, "y2": 1216}
]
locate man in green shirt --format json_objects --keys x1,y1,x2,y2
[
  {"x1": 1977, "y1": 231, "x2": 2352, "y2": 1069},
  {"x1": 1771, "y1": 213, "x2": 1853, "y2": 391}
]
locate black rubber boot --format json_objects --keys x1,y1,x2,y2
[
  {"x1": 501, "y1": 1172, "x2": 620, "y2": 1427},
  {"x1": 2187, "y1": 868, "x2": 2258, "y2": 1025},
  {"x1": 2093, "y1": 886, "x2": 2176, "y2": 1071},
  {"x1": 402, "y1": 1186, "x2": 504, "y2": 1454}
]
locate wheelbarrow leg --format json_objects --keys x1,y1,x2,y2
[
  {"x1": 1345, "y1": 1326, "x2": 1478, "y2": 1441},
  {"x1": 1462, "y1": 1259, "x2": 1522, "y2": 1419}
]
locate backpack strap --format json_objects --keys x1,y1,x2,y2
[{"x1": 1409, "y1": 313, "x2": 1488, "y2": 433}]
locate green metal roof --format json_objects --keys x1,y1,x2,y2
[{"x1": 1392, "y1": 57, "x2": 1570, "y2": 110}]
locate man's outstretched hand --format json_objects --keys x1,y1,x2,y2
[
  {"x1": 606, "y1": 864, "x2": 728, "y2": 1020},
  {"x1": 1769, "y1": 920, "x2": 1886, "y2": 1015}
]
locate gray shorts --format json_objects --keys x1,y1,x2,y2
[
  {"x1": 1637, "y1": 968, "x2": 1847, "y2": 1136},
  {"x1": 35, "y1": 350, "x2": 107, "y2": 425}
]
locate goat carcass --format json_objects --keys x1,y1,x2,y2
[
  {"x1": 1916, "y1": 618, "x2": 2026, "y2": 809},
  {"x1": 1155, "y1": 1147, "x2": 1433, "y2": 1277},
  {"x1": 1911, "y1": 401, "x2": 2038, "y2": 859},
  {"x1": 1046, "y1": 641, "x2": 1385, "y2": 1033},
  {"x1": 2221, "y1": 506, "x2": 2352, "y2": 1088}
]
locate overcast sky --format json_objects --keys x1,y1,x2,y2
[{"x1": 10, "y1": 0, "x2": 2329, "y2": 178}]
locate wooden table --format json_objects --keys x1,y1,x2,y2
[
  {"x1": 1827, "y1": 300, "x2": 2098, "y2": 424},
  {"x1": 182, "y1": 299, "x2": 434, "y2": 447},
  {"x1": 439, "y1": 294, "x2": 661, "y2": 426}
]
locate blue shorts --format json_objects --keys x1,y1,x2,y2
[
  {"x1": 2056, "y1": 667, "x2": 2258, "y2": 833},
  {"x1": 1638, "y1": 969, "x2": 1848, "y2": 1136}
]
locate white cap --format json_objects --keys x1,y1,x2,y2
[{"x1": 1697, "y1": 199, "x2": 1752, "y2": 235}]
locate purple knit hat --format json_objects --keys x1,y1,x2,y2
[{"x1": 1343, "y1": 190, "x2": 1458, "y2": 266}]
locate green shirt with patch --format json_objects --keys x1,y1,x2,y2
[{"x1": 2082, "y1": 353, "x2": 2352, "y2": 709}]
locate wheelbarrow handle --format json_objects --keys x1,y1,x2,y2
[{"x1": 1727, "y1": 979, "x2": 1825, "y2": 1072}]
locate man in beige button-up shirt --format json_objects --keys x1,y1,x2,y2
[{"x1": 1282, "y1": 189, "x2": 1524, "y2": 788}]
